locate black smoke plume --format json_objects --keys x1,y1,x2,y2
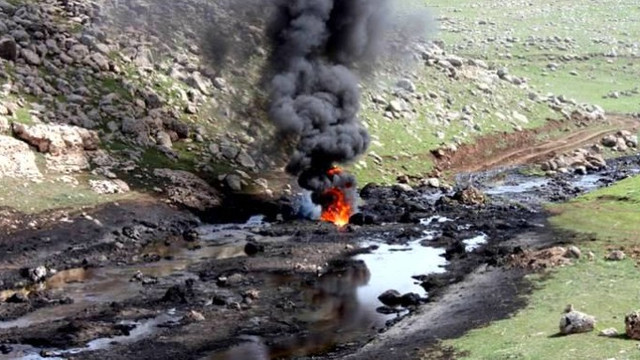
[{"x1": 268, "y1": 0, "x2": 391, "y2": 205}]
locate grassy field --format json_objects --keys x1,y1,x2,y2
[
  {"x1": 428, "y1": 0, "x2": 640, "y2": 114},
  {"x1": 441, "y1": 175, "x2": 640, "y2": 359},
  {"x1": 353, "y1": 56, "x2": 555, "y2": 184},
  {"x1": 352, "y1": 0, "x2": 640, "y2": 184}
]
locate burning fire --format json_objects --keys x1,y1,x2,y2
[
  {"x1": 320, "y1": 167, "x2": 353, "y2": 227},
  {"x1": 320, "y1": 187, "x2": 352, "y2": 227}
]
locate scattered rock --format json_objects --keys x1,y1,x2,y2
[
  {"x1": 378, "y1": 289, "x2": 402, "y2": 307},
  {"x1": 153, "y1": 169, "x2": 221, "y2": 211},
  {"x1": 392, "y1": 183, "x2": 413, "y2": 193},
  {"x1": 559, "y1": 305, "x2": 595, "y2": 334},
  {"x1": 396, "y1": 78, "x2": 416, "y2": 92},
  {"x1": 89, "y1": 179, "x2": 130, "y2": 194},
  {"x1": 0, "y1": 37, "x2": 17, "y2": 61},
  {"x1": 224, "y1": 174, "x2": 243, "y2": 192},
  {"x1": 566, "y1": 246, "x2": 581, "y2": 259},
  {"x1": 625, "y1": 311, "x2": 640, "y2": 340},
  {"x1": 606, "y1": 250, "x2": 625, "y2": 261},
  {"x1": 28, "y1": 266, "x2": 47, "y2": 283},
  {"x1": 20, "y1": 48, "x2": 41, "y2": 65},
  {"x1": 185, "y1": 310, "x2": 205, "y2": 322},
  {"x1": 598, "y1": 328, "x2": 618, "y2": 337},
  {"x1": 453, "y1": 186, "x2": 486, "y2": 205}
]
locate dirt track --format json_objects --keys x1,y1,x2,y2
[{"x1": 435, "y1": 115, "x2": 639, "y2": 173}]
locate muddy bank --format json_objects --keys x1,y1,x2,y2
[{"x1": 1, "y1": 154, "x2": 640, "y2": 359}]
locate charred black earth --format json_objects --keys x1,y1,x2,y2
[{"x1": 1, "y1": 155, "x2": 640, "y2": 360}]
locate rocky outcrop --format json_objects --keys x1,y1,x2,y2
[
  {"x1": 541, "y1": 147, "x2": 607, "y2": 175},
  {"x1": 12, "y1": 123, "x2": 99, "y2": 172},
  {"x1": 153, "y1": 168, "x2": 221, "y2": 211},
  {"x1": 0, "y1": 135, "x2": 42, "y2": 179},
  {"x1": 89, "y1": 179, "x2": 130, "y2": 194}
]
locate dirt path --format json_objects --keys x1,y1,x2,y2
[{"x1": 435, "y1": 115, "x2": 639, "y2": 173}]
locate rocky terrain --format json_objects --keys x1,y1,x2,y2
[{"x1": 1, "y1": 0, "x2": 640, "y2": 359}]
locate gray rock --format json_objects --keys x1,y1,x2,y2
[
  {"x1": 89, "y1": 179, "x2": 130, "y2": 194},
  {"x1": 388, "y1": 99, "x2": 405, "y2": 113},
  {"x1": 68, "y1": 44, "x2": 89, "y2": 61},
  {"x1": 220, "y1": 143, "x2": 240, "y2": 160},
  {"x1": 156, "y1": 131, "x2": 172, "y2": 148},
  {"x1": 236, "y1": 150, "x2": 256, "y2": 168},
  {"x1": 566, "y1": 246, "x2": 581, "y2": 259},
  {"x1": 559, "y1": 307, "x2": 595, "y2": 334},
  {"x1": 447, "y1": 56, "x2": 464, "y2": 67},
  {"x1": 378, "y1": 289, "x2": 402, "y2": 306},
  {"x1": 392, "y1": 183, "x2": 413, "y2": 192},
  {"x1": 396, "y1": 78, "x2": 416, "y2": 92},
  {"x1": 626, "y1": 311, "x2": 640, "y2": 340},
  {"x1": 0, "y1": 1, "x2": 16, "y2": 14},
  {"x1": 90, "y1": 53, "x2": 109, "y2": 71},
  {"x1": 601, "y1": 134, "x2": 617, "y2": 147},
  {"x1": 0, "y1": 37, "x2": 17, "y2": 61},
  {"x1": 598, "y1": 328, "x2": 618, "y2": 337},
  {"x1": 153, "y1": 168, "x2": 221, "y2": 210},
  {"x1": 10, "y1": 30, "x2": 28, "y2": 43},
  {"x1": 225, "y1": 174, "x2": 242, "y2": 192},
  {"x1": 186, "y1": 72, "x2": 211, "y2": 95},
  {"x1": 425, "y1": 178, "x2": 440, "y2": 188},
  {"x1": 28, "y1": 266, "x2": 47, "y2": 283},
  {"x1": 213, "y1": 77, "x2": 227, "y2": 90},
  {"x1": 606, "y1": 250, "x2": 625, "y2": 261}
]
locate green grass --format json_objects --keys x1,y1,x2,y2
[
  {"x1": 444, "y1": 259, "x2": 640, "y2": 360},
  {"x1": 548, "y1": 175, "x2": 640, "y2": 241},
  {"x1": 13, "y1": 107, "x2": 34, "y2": 125},
  {"x1": 427, "y1": 0, "x2": 640, "y2": 114},
  {"x1": 351, "y1": 63, "x2": 555, "y2": 184},
  {"x1": 443, "y1": 175, "x2": 640, "y2": 359},
  {"x1": 0, "y1": 176, "x2": 138, "y2": 214}
]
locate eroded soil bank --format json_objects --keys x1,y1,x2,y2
[{"x1": 1, "y1": 155, "x2": 640, "y2": 360}]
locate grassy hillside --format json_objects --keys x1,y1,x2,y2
[{"x1": 428, "y1": 0, "x2": 640, "y2": 114}]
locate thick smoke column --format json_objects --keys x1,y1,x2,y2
[{"x1": 268, "y1": 0, "x2": 390, "y2": 206}]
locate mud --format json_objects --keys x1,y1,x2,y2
[{"x1": 1, "y1": 154, "x2": 640, "y2": 360}]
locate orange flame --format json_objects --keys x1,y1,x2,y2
[
  {"x1": 327, "y1": 166, "x2": 343, "y2": 177},
  {"x1": 320, "y1": 187, "x2": 352, "y2": 227}
]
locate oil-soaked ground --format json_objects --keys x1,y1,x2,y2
[{"x1": 1, "y1": 155, "x2": 639, "y2": 360}]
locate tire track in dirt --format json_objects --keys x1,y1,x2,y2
[{"x1": 436, "y1": 114, "x2": 639, "y2": 173}]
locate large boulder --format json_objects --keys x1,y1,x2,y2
[
  {"x1": 0, "y1": 37, "x2": 17, "y2": 61},
  {"x1": 12, "y1": 123, "x2": 99, "y2": 172},
  {"x1": 559, "y1": 306, "x2": 595, "y2": 335},
  {"x1": 0, "y1": 135, "x2": 42, "y2": 179},
  {"x1": 153, "y1": 168, "x2": 221, "y2": 211},
  {"x1": 625, "y1": 311, "x2": 640, "y2": 340},
  {"x1": 453, "y1": 186, "x2": 486, "y2": 205}
]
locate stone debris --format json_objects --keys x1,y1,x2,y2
[
  {"x1": 625, "y1": 311, "x2": 640, "y2": 340},
  {"x1": 559, "y1": 305, "x2": 595, "y2": 335},
  {"x1": 606, "y1": 250, "x2": 626, "y2": 261},
  {"x1": 89, "y1": 179, "x2": 130, "y2": 194},
  {"x1": 598, "y1": 328, "x2": 618, "y2": 337}
]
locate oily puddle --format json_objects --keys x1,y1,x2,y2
[
  {"x1": 0, "y1": 225, "x2": 256, "y2": 329},
  {"x1": 1, "y1": 311, "x2": 180, "y2": 360},
  {"x1": 208, "y1": 217, "x2": 489, "y2": 360}
]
